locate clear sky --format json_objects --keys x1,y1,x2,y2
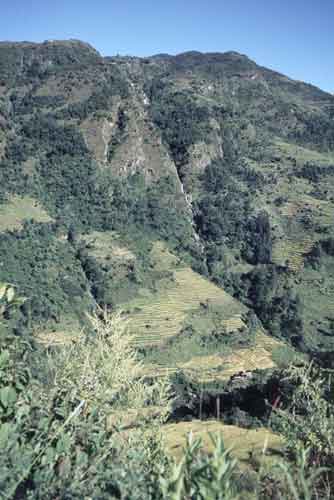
[{"x1": 1, "y1": 0, "x2": 333, "y2": 93}]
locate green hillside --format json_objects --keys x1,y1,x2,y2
[
  {"x1": 0, "y1": 40, "x2": 333, "y2": 356},
  {"x1": 1, "y1": 40, "x2": 334, "y2": 498}
]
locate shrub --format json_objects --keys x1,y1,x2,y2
[{"x1": 273, "y1": 363, "x2": 334, "y2": 470}]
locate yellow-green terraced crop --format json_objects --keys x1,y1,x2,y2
[
  {"x1": 272, "y1": 237, "x2": 315, "y2": 272},
  {"x1": 122, "y1": 262, "x2": 244, "y2": 347},
  {"x1": 142, "y1": 330, "x2": 285, "y2": 381}
]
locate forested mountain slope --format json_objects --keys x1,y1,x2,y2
[{"x1": 0, "y1": 40, "x2": 333, "y2": 360}]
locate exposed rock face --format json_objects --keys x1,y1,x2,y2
[{"x1": 0, "y1": 41, "x2": 332, "y2": 184}]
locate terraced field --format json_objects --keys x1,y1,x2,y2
[
  {"x1": 124, "y1": 266, "x2": 243, "y2": 348},
  {"x1": 163, "y1": 420, "x2": 283, "y2": 464},
  {"x1": 273, "y1": 199, "x2": 320, "y2": 272},
  {"x1": 272, "y1": 191, "x2": 333, "y2": 273},
  {"x1": 301, "y1": 195, "x2": 333, "y2": 228},
  {"x1": 272, "y1": 236, "x2": 315, "y2": 272},
  {"x1": 34, "y1": 238, "x2": 288, "y2": 384},
  {"x1": 279, "y1": 202, "x2": 304, "y2": 218},
  {"x1": 221, "y1": 314, "x2": 246, "y2": 333},
  {"x1": 81, "y1": 230, "x2": 136, "y2": 262},
  {"x1": 273, "y1": 140, "x2": 334, "y2": 166},
  {"x1": 34, "y1": 330, "x2": 80, "y2": 346},
  {"x1": 110, "y1": 418, "x2": 283, "y2": 467},
  {"x1": 143, "y1": 329, "x2": 283, "y2": 382},
  {"x1": 294, "y1": 258, "x2": 334, "y2": 349}
]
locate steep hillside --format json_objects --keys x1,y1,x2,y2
[{"x1": 0, "y1": 40, "x2": 333, "y2": 360}]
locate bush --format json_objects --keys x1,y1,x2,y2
[{"x1": 273, "y1": 363, "x2": 334, "y2": 470}]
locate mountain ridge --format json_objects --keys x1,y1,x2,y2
[
  {"x1": 0, "y1": 39, "x2": 332, "y2": 96},
  {"x1": 0, "y1": 39, "x2": 333, "y2": 362}
]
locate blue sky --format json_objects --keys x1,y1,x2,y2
[{"x1": 1, "y1": 0, "x2": 333, "y2": 93}]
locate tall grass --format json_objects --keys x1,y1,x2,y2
[{"x1": 50, "y1": 308, "x2": 173, "y2": 419}]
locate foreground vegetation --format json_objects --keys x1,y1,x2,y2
[{"x1": 1, "y1": 285, "x2": 334, "y2": 499}]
